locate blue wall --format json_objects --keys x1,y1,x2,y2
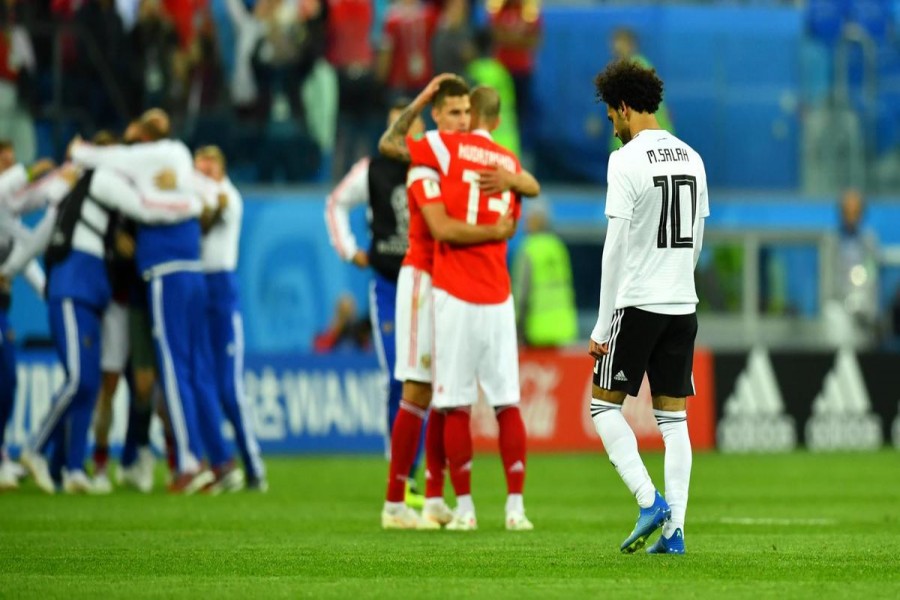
[
  {"x1": 8, "y1": 190, "x2": 900, "y2": 353},
  {"x1": 532, "y1": 6, "x2": 803, "y2": 188}
]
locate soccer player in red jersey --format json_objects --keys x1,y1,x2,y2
[
  {"x1": 402, "y1": 86, "x2": 536, "y2": 531},
  {"x1": 376, "y1": 75, "x2": 518, "y2": 529}
]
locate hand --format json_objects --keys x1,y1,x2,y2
[
  {"x1": 351, "y1": 250, "x2": 369, "y2": 269},
  {"x1": 0, "y1": 275, "x2": 10, "y2": 293},
  {"x1": 493, "y1": 208, "x2": 516, "y2": 240},
  {"x1": 66, "y1": 135, "x2": 83, "y2": 160},
  {"x1": 59, "y1": 164, "x2": 80, "y2": 186},
  {"x1": 588, "y1": 339, "x2": 609, "y2": 359},
  {"x1": 27, "y1": 158, "x2": 56, "y2": 182},
  {"x1": 115, "y1": 231, "x2": 136, "y2": 259},
  {"x1": 154, "y1": 168, "x2": 177, "y2": 190},
  {"x1": 477, "y1": 166, "x2": 514, "y2": 195},
  {"x1": 413, "y1": 73, "x2": 462, "y2": 110}
]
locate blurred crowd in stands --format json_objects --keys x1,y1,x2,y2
[{"x1": 2, "y1": 0, "x2": 544, "y2": 183}]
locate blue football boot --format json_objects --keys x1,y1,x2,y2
[
  {"x1": 619, "y1": 491, "x2": 671, "y2": 553},
  {"x1": 646, "y1": 528, "x2": 686, "y2": 554}
]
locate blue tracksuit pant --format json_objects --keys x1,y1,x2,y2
[
  {"x1": 206, "y1": 271, "x2": 264, "y2": 482},
  {"x1": 148, "y1": 270, "x2": 231, "y2": 473}
]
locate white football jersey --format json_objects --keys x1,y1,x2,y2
[
  {"x1": 198, "y1": 174, "x2": 243, "y2": 273},
  {"x1": 605, "y1": 129, "x2": 709, "y2": 312}
]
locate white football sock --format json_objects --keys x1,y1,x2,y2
[
  {"x1": 591, "y1": 399, "x2": 656, "y2": 508},
  {"x1": 383, "y1": 501, "x2": 405, "y2": 514},
  {"x1": 654, "y1": 409, "x2": 692, "y2": 537},
  {"x1": 424, "y1": 497, "x2": 446, "y2": 511},
  {"x1": 455, "y1": 494, "x2": 475, "y2": 516},
  {"x1": 505, "y1": 493, "x2": 524, "y2": 515}
]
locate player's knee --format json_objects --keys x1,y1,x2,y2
[
  {"x1": 402, "y1": 380, "x2": 432, "y2": 409},
  {"x1": 652, "y1": 395, "x2": 686, "y2": 412},
  {"x1": 592, "y1": 384, "x2": 627, "y2": 404},
  {"x1": 134, "y1": 369, "x2": 156, "y2": 401}
]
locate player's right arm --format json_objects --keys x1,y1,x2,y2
[
  {"x1": 590, "y1": 151, "x2": 635, "y2": 355},
  {"x1": 411, "y1": 168, "x2": 513, "y2": 244},
  {"x1": 89, "y1": 169, "x2": 201, "y2": 223},
  {"x1": 378, "y1": 74, "x2": 459, "y2": 162},
  {"x1": 478, "y1": 166, "x2": 541, "y2": 198},
  {"x1": 0, "y1": 208, "x2": 57, "y2": 279},
  {"x1": 325, "y1": 158, "x2": 370, "y2": 267}
]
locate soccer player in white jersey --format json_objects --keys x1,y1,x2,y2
[
  {"x1": 195, "y1": 145, "x2": 264, "y2": 492},
  {"x1": 588, "y1": 60, "x2": 709, "y2": 554}
]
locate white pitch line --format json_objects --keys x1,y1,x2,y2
[{"x1": 718, "y1": 517, "x2": 838, "y2": 526}]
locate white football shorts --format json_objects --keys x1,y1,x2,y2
[
  {"x1": 100, "y1": 300, "x2": 130, "y2": 373},
  {"x1": 394, "y1": 265, "x2": 433, "y2": 384},
  {"x1": 431, "y1": 289, "x2": 520, "y2": 409}
]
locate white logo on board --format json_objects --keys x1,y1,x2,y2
[
  {"x1": 717, "y1": 347, "x2": 796, "y2": 452},
  {"x1": 805, "y1": 349, "x2": 882, "y2": 451}
]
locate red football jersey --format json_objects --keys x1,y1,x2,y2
[
  {"x1": 401, "y1": 166, "x2": 443, "y2": 273},
  {"x1": 407, "y1": 130, "x2": 522, "y2": 304}
]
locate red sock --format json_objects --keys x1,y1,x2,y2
[
  {"x1": 424, "y1": 409, "x2": 446, "y2": 499},
  {"x1": 93, "y1": 445, "x2": 109, "y2": 472},
  {"x1": 444, "y1": 408, "x2": 472, "y2": 497},
  {"x1": 385, "y1": 401, "x2": 426, "y2": 503},
  {"x1": 165, "y1": 433, "x2": 177, "y2": 474},
  {"x1": 496, "y1": 405, "x2": 526, "y2": 495}
]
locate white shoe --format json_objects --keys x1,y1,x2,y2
[
  {"x1": 420, "y1": 500, "x2": 454, "y2": 529},
  {"x1": 21, "y1": 450, "x2": 55, "y2": 494},
  {"x1": 92, "y1": 471, "x2": 113, "y2": 495},
  {"x1": 63, "y1": 469, "x2": 94, "y2": 494},
  {"x1": 505, "y1": 511, "x2": 534, "y2": 531},
  {"x1": 446, "y1": 510, "x2": 478, "y2": 531},
  {"x1": 7, "y1": 460, "x2": 26, "y2": 480},
  {"x1": 381, "y1": 505, "x2": 423, "y2": 530},
  {"x1": 120, "y1": 449, "x2": 155, "y2": 494},
  {"x1": 205, "y1": 466, "x2": 245, "y2": 496},
  {"x1": 0, "y1": 461, "x2": 19, "y2": 490}
]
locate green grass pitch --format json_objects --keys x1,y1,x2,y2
[{"x1": 2, "y1": 451, "x2": 899, "y2": 598}]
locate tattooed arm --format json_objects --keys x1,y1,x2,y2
[{"x1": 378, "y1": 73, "x2": 460, "y2": 162}]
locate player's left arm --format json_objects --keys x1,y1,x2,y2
[
  {"x1": 477, "y1": 166, "x2": 540, "y2": 198},
  {"x1": 693, "y1": 166, "x2": 710, "y2": 269}
]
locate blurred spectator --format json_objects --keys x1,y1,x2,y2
[
  {"x1": 824, "y1": 189, "x2": 881, "y2": 347},
  {"x1": 487, "y1": 0, "x2": 540, "y2": 162},
  {"x1": 251, "y1": 0, "x2": 327, "y2": 125},
  {"x1": 130, "y1": 0, "x2": 182, "y2": 114},
  {"x1": 511, "y1": 201, "x2": 577, "y2": 348},
  {"x1": 298, "y1": 0, "x2": 336, "y2": 174},
  {"x1": 163, "y1": 0, "x2": 203, "y2": 48},
  {"x1": 466, "y1": 28, "x2": 518, "y2": 156},
  {"x1": 0, "y1": 0, "x2": 37, "y2": 162},
  {"x1": 431, "y1": 0, "x2": 474, "y2": 78},
  {"x1": 183, "y1": 4, "x2": 225, "y2": 114},
  {"x1": 313, "y1": 293, "x2": 371, "y2": 353},
  {"x1": 327, "y1": 0, "x2": 379, "y2": 178},
  {"x1": 377, "y1": 0, "x2": 438, "y2": 102},
  {"x1": 74, "y1": 0, "x2": 132, "y2": 130},
  {"x1": 608, "y1": 27, "x2": 674, "y2": 152},
  {"x1": 224, "y1": 0, "x2": 266, "y2": 119}
]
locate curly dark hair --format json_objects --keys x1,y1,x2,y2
[{"x1": 594, "y1": 59, "x2": 664, "y2": 113}]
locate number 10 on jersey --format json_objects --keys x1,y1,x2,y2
[{"x1": 654, "y1": 174, "x2": 697, "y2": 249}]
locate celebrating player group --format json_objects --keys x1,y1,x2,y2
[{"x1": 0, "y1": 109, "x2": 265, "y2": 496}]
